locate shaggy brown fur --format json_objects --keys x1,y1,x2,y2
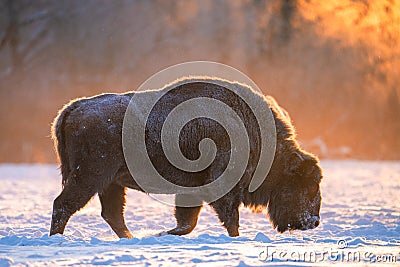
[{"x1": 50, "y1": 77, "x2": 322, "y2": 238}]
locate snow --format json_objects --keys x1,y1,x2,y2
[{"x1": 0, "y1": 161, "x2": 399, "y2": 266}]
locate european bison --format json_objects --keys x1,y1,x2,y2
[{"x1": 50, "y1": 77, "x2": 322, "y2": 238}]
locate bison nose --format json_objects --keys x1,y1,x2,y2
[{"x1": 314, "y1": 219, "x2": 320, "y2": 228}]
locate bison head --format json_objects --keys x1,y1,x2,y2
[{"x1": 268, "y1": 151, "x2": 322, "y2": 233}]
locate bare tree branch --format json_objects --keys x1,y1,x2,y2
[
  {"x1": 19, "y1": 23, "x2": 48, "y2": 60},
  {"x1": 24, "y1": 31, "x2": 51, "y2": 64},
  {"x1": 19, "y1": 10, "x2": 49, "y2": 27}
]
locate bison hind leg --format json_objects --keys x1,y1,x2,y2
[
  {"x1": 99, "y1": 183, "x2": 133, "y2": 239},
  {"x1": 50, "y1": 175, "x2": 97, "y2": 236}
]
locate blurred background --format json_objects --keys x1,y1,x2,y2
[{"x1": 0, "y1": 0, "x2": 399, "y2": 163}]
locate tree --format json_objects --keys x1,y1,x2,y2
[{"x1": 0, "y1": 0, "x2": 50, "y2": 78}]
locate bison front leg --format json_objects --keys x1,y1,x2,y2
[
  {"x1": 167, "y1": 194, "x2": 202, "y2": 236},
  {"x1": 99, "y1": 183, "x2": 133, "y2": 239},
  {"x1": 167, "y1": 206, "x2": 202, "y2": 235},
  {"x1": 210, "y1": 192, "x2": 241, "y2": 237},
  {"x1": 50, "y1": 180, "x2": 97, "y2": 236}
]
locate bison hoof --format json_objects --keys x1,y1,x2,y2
[
  {"x1": 228, "y1": 231, "x2": 239, "y2": 237},
  {"x1": 167, "y1": 225, "x2": 194, "y2": 236},
  {"x1": 154, "y1": 231, "x2": 168, "y2": 237},
  {"x1": 227, "y1": 226, "x2": 239, "y2": 237}
]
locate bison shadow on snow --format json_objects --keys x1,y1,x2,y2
[{"x1": 49, "y1": 77, "x2": 323, "y2": 238}]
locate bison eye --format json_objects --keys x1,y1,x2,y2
[{"x1": 307, "y1": 183, "x2": 319, "y2": 200}]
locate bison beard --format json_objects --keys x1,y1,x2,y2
[{"x1": 49, "y1": 77, "x2": 323, "y2": 238}]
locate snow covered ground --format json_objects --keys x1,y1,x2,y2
[{"x1": 0, "y1": 160, "x2": 399, "y2": 266}]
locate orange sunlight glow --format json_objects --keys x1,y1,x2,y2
[
  {"x1": 298, "y1": 0, "x2": 400, "y2": 96},
  {"x1": 298, "y1": 0, "x2": 400, "y2": 46}
]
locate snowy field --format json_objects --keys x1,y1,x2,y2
[{"x1": 0, "y1": 160, "x2": 399, "y2": 266}]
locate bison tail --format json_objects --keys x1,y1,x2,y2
[{"x1": 51, "y1": 100, "x2": 80, "y2": 186}]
